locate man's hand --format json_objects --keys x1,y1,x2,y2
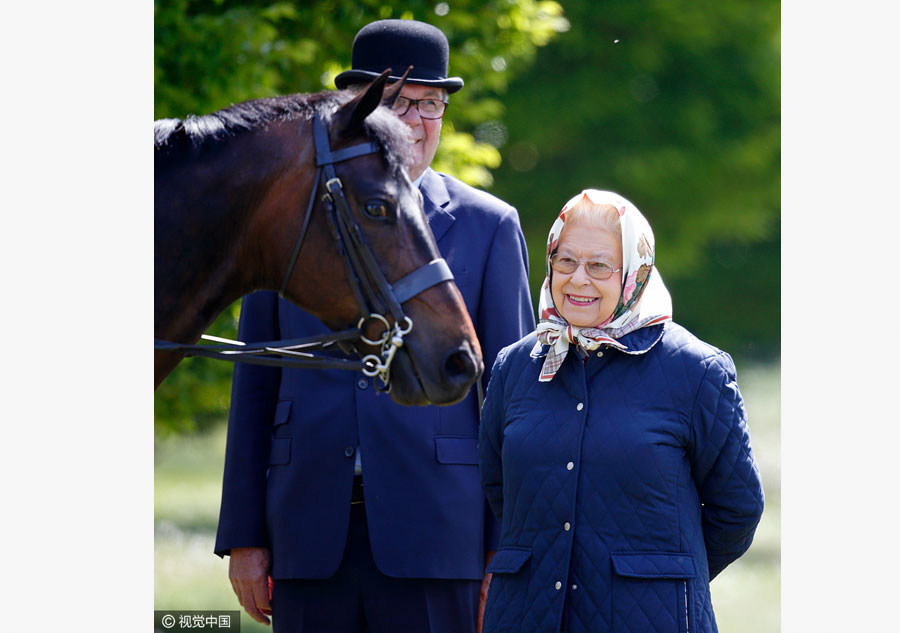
[
  {"x1": 228, "y1": 547, "x2": 273, "y2": 626},
  {"x1": 477, "y1": 550, "x2": 495, "y2": 633}
]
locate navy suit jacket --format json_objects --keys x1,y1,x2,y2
[{"x1": 215, "y1": 168, "x2": 535, "y2": 580}]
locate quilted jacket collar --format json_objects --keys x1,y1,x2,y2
[
  {"x1": 611, "y1": 321, "x2": 668, "y2": 355},
  {"x1": 531, "y1": 321, "x2": 668, "y2": 359}
]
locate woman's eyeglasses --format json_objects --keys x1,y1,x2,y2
[{"x1": 550, "y1": 254, "x2": 622, "y2": 280}]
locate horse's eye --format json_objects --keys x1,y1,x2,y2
[{"x1": 364, "y1": 200, "x2": 390, "y2": 219}]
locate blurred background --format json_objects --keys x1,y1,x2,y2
[{"x1": 155, "y1": 1, "x2": 780, "y2": 631}]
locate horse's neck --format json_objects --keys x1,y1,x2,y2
[
  {"x1": 155, "y1": 131, "x2": 294, "y2": 343},
  {"x1": 154, "y1": 253, "x2": 243, "y2": 344}
]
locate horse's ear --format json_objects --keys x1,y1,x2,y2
[
  {"x1": 382, "y1": 66, "x2": 413, "y2": 108},
  {"x1": 339, "y1": 68, "x2": 391, "y2": 137}
]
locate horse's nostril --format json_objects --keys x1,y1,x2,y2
[{"x1": 442, "y1": 348, "x2": 477, "y2": 384}]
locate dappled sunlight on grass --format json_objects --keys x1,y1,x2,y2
[
  {"x1": 155, "y1": 426, "x2": 228, "y2": 530},
  {"x1": 155, "y1": 521, "x2": 231, "y2": 607},
  {"x1": 708, "y1": 360, "x2": 781, "y2": 632},
  {"x1": 155, "y1": 425, "x2": 273, "y2": 632},
  {"x1": 712, "y1": 558, "x2": 781, "y2": 633}
]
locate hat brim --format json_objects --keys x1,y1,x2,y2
[{"x1": 334, "y1": 69, "x2": 464, "y2": 94}]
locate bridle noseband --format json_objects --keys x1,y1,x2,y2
[{"x1": 156, "y1": 113, "x2": 454, "y2": 392}]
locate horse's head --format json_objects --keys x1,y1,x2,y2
[{"x1": 277, "y1": 72, "x2": 483, "y2": 406}]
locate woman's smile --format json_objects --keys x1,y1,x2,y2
[
  {"x1": 550, "y1": 224, "x2": 622, "y2": 327},
  {"x1": 565, "y1": 294, "x2": 599, "y2": 306}
]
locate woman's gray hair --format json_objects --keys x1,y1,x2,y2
[{"x1": 560, "y1": 200, "x2": 623, "y2": 240}]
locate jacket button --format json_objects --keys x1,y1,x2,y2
[
  {"x1": 555, "y1": 581, "x2": 562, "y2": 590},
  {"x1": 597, "y1": 351, "x2": 603, "y2": 357},
  {"x1": 566, "y1": 461, "x2": 574, "y2": 471},
  {"x1": 564, "y1": 522, "x2": 571, "y2": 531},
  {"x1": 571, "y1": 584, "x2": 578, "y2": 590},
  {"x1": 344, "y1": 446, "x2": 355, "y2": 458},
  {"x1": 576, "y1": 402, "x2": 583, "y2": 411},
  {"x1": 357, "y1": 377, "x2": 369, "y2": 389}
]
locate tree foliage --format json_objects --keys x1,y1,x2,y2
[
  {"x1": 488, "y1": 0, "x2": 780, "y2": 358},
  {"x1": 154, "y1": 0, "x2": 569, "y2": 186}
]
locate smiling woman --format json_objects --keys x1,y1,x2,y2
[
  {"x1": 535, "y1": 189, "x2": 672, "y2": 380},
  {"x1": 478, "y1": 189, "x2": 765, "y2": 633},
  {"x1": 549, "y1": 202, "x2": 624, "y2": 327}
]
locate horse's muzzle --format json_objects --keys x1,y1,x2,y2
[
  {"x1": 440, "y1": 346, "x2": 482, "y2": 395},
  {"x1": 388, "y1": 339, "x2": 483, "y2": 407}
]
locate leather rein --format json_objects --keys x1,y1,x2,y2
[{"x1": 155, "y1": 113, "x2": 454, "y2": 392}]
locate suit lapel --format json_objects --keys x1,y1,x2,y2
[{"x1": 420, "y1": 168, "x2": 455, "y2": 243}]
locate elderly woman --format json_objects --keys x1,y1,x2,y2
[{"x1": 478, "y1": 189, "x2": 764, "y2": 633}]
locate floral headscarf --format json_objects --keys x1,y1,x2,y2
[{"x1": 533, "y1": 189, "x2": 672, "y2": 381}]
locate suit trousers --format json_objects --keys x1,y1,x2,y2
[{"x1": 271, "y1": 501, "x2": 481, "y2": 633}]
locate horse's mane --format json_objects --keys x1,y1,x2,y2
[{"x1": 154, "y1": 91, "x2": 412, "y2": 174}]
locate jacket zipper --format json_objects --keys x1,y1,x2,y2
[{"x1": 683, "y1": 580, "x2": 690, "y2": 633}]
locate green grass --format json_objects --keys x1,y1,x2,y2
[
  {"x1": 155, "y1": 360, "x2": 780, "y2": 632},
  {"x1": 155, "y1": 427, "x2": 274, "y2": 633},
  {"x1": 710, "y1": 361, "x2": 781, "y2": 633}
]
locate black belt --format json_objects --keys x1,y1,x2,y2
[{"x1": 351, "y1": 475, "x2": 365, "y2": 505}]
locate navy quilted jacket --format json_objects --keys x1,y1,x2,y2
[{"x1": 478, "y1": 322, "x2": 764, "y2": 633}]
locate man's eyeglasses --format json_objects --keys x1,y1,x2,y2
[
  {"x1": 391, "y1": 96, "x2": 449, "y2": 119},
  {"x1": 550, "y1": 254, "x2": 623, "y2": 280}
]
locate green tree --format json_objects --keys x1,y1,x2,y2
[
  {"x1": 488, "y1": 0, "x2": 780, "y2": 358},
  {"x1": 155, "y1": 0, "x2": 568, "y2": 186},
  {"x1": 154, "y1": 0, "x2": 569, "y2": 433}
]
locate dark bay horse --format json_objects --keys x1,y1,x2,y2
[{"x1": 155, "y1": 72, "x2": 482, "y2": 406}]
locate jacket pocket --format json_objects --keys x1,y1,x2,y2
[
  {"x1": 434, "y1": 436, "x2": 479, "y2": 465},
  {"x1": 610, "y1": 552, "x2": 696, "y2": 633},
  {"x1": 486, "y1": 546, "x2": 532, "y2": 573},
  {"x1": 484, "y1": 547, "x2": 533, "y2": 633}
]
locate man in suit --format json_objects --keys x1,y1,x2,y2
[{"x1": 215, "y1": 19, "x2": 534, "y2": 633}]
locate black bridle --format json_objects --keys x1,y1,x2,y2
[{"x1": 155, "y1": 112, "x2": 454, "y2": 391}]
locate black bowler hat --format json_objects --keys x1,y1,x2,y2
[{"x1": 334, "y1": 19, "x2": 464, "y2": 94}]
